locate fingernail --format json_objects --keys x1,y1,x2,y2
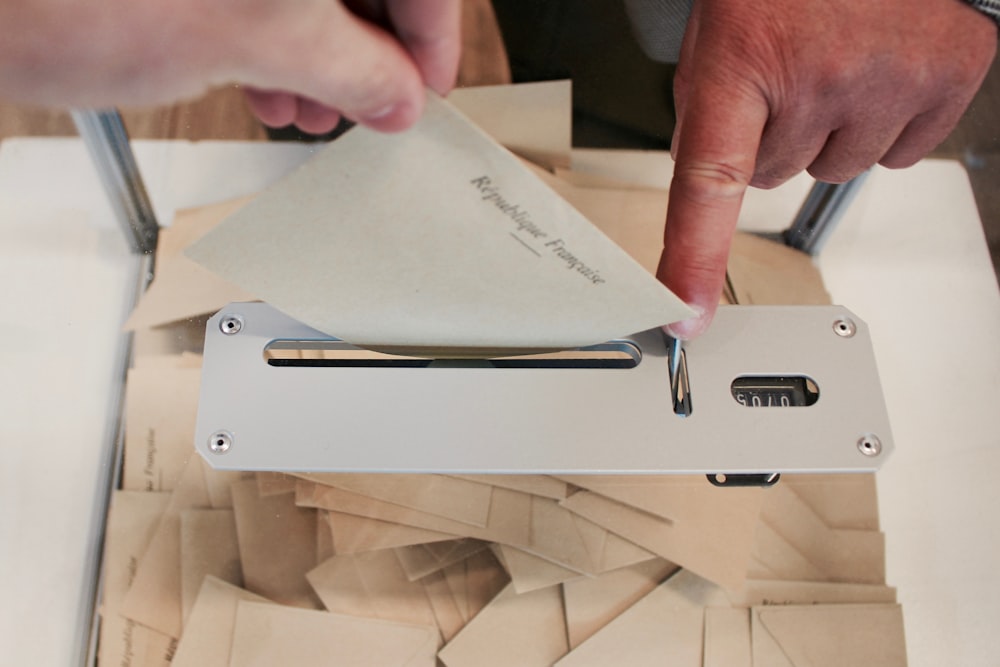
[
  {"x1": 363, "y1": 102, "x2": 398, "y2": 121},
  {"x1": 360, "y1": 99, "x2": 418, "y2": 131},
  {"x1": 663, "y1": 306, "x2": 707, "y2": 341}
]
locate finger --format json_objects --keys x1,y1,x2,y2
[
  {"x1": 243, "y1": 88, "x2": 298, "y2": 128},
  {"x1": 880, "y1": 102, "x2": 970, "y2": 169},
  {"x1": 293, "y1": 97, "x2": 344, "y2": 135},
  {"x1": 808, "y1": 120, "x2": 908, "y2": 183},
  {"x1": 752, "y1": 112, "x2": 831, "y2": 189},
  {"x1": 386, "y1": 0, "x2": 462, "y2": 94},
  {"x1": 234, "y1": 2, "x2": 424, "y2": 132},
  {"x1": 658, "y1": 79, "x2": 768, "y2": 339},
  {"x1": 669, "y1": 2, "x2": 701, "y2": 159}
]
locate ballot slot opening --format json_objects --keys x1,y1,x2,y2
[
  {"x1": 263, "y1": 339, "x2": 642, "y2": 369},
  {"x1": 731, "y1": 376, "x2": 820, "y2": 407},
  {"x1": 666, "y1": 336, "x2": 692, "y2": 417}
]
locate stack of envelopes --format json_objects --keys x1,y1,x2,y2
[
  {"x1": 99, "y1": 82, "x2": 907, "y2": 665},
  {"x1": 103, "y1": 372, "x2": 905, "y2": 667}
]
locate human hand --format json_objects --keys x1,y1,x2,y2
[
  {"x1": 659, "y1": 0, "x2": 997, "y2": 339},
  {"x1": 244, "y1": 0, "x2": 462, "y2": 133},
  {"x1": 0, "y1": 0, "x2": 460, "y2": 134}
]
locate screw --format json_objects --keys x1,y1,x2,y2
[
  {"x1": 857, "y1": 434, "x2": 882, "y2": 457},
  {"x1": 833, "y1": 318, "x2": 856, "y2": 338},
  {"x1": 219, "y1": 314, "x2": 243, "y2": 335},
  {"x1": 209, "y1": 431, "x2": 233, "y2": 454}
]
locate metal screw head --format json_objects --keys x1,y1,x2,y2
[
  {"x1": 219, "y1": 314, "x2": 243, "y2": 335},
  {"x1": 209, "y1": 431, "x2": 233, "y2": 454},
  {"x1": 857, "y1": 434, "x2": 882, "y2": 457},
  {"x1": 833, "y1": 318, "x2": 857, "y2": 338}
]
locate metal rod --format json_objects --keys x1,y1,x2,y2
[
  {"x1": 783, "y1": 172, "x2": 870, "y2": 255},
  {"x1": 71, "y1": 109, "x2": 159, "y2": 254},
  {"x1": 76, "y1": 253, "x2": 153, "y2": 667}
]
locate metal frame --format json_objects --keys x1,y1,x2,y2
[
  {"x1": 194, "y1": 302, "x2": 893, "y2": 475},
  {"x1": 71, "y1": 109, "x2": 158, "y2": 667}
]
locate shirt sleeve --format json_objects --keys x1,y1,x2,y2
[{"x1": 623, "y1": 0, "x2": 695, "y2": 63}]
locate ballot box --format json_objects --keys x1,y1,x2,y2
[{"x1": 2, "y1": 85, "x2": 999, "y2": 667}]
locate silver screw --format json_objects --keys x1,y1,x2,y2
[
  {"x1": 857, "y1": 434, "x2": 882, "y2": 457},
  {"x1": 209, "y1": 431, "x2": 233, "y2": 454},
  {"x1": 833, "y1": 318, "x2": 857, "y2": 338},
  {"x1": 219, "y1": 314, "x2": 243, "y2": 335}
]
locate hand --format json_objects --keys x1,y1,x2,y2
[
  {"x1": 659, "y1": 0, "x2": 997, "y2": 339},
  {"x1": 0, "y1": 0, "x2": 461, "y2": 134},
  {"x1": 244, "y1": 0, "x2": 462, "y2": 133}
]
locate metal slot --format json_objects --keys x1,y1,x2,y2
[
  {"x1": 731, "y1": 376, "x2": 819, "y2": 408},
  {"x1": 708, "y1": 473, "x2": 781, "y2": 488},
  {"x1": 666, "y1": 336, "x2": 692, "y2": 417},
  {"x1": 263, "y1": 339, "x2": 642, "y2": 369}
]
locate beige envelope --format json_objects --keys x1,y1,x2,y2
[
  {"x1": 122, "y1": 365, "x2": 202, "y2": 492},
  {"x1": 256, "y1": 471, "x2": 299, "y2": 497},
  {"x1": 306, "y1": 549, "x2": 439, "y2": 632},
  {"x1": 423, "y1": 570, "x2": 467, "y2": 642},
  {"x1": 438, "y1": 583, "x2": 568, "y2": 667},
  {"x1": 297, "y1": 473, "x2": 494, "y2": 528},
  {"x1": 120, "y1": 455, "x2": 211, "y2": 638},
  {"x1": 98, "y1": 491, "x2": 174, "y2": 667},
  {"x1": 202, "y1": 468, "x2": 256, "y2": 511},
  {"x1": 559, "y1": 483, "x2": 761, "y2": 590},
  {"x1": 171, "y1": 576, "x2": 272, "y2": 667},
  {"x1": 727, "y1": 232, "x2": 831, "y2": 306},
  {"x1": 230, "y1": 480, "x2": 320, "y2": 608},
  {"x1": 326, "y1": 510, "x2": 459, "y2": 554},
  {"x1": 447, "y1": 474, "x2": 570, "y2": 500},
  {"x1": 124, "y1": 197, "x2": 255, "y2": 331},
  {"x1": 491, "y1": 544, "x2": 583, "y2": 593},
  {"x1": 752, "y1": 483, "x2": 886, "y2": 584},
  {"x1": 780, "y1": 473, "x2": 880, "y2": 530},
  {"x1": 751, "y1": 603, "x2": 907, "y2": 666},
  {"x1": 395, "y1": 539, "x2": 489, "y2": 581},
  {"x1": 450, "y1": 549, "x2": 511, "y2": 623},
  {"x1": 449, "y1": 80, "x2": 572, "y2": 169},
  {"x1": 316, "y1": 511, "x2": 335, "y2": 562},
  {"x1": 555, "y1": 569, "x2": 729, "y2": 667},
  {"x1": 298, "y1": 481, "x2": 598, "y2": 574},
  {"x1": 704, "y1": 607, "x2": 752, "y2": 667},
  {"x1": 569, "y1": 513, "x2": 657, "y2": 573},
  {"x1": 561, "y1": 558, "x2": 677, "y2": 649},
  {"x1": 726, "y1": 579, "x2": 896, "y2": 607},
  {"x1": 178, "y1": 508, "x2": 242, "y2": 624},
  {"x1": 228, "y1": 600, "x2": 438, "y2": 667}
]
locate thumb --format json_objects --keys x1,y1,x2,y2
[{"x1": 234, "y1": 1, "x2": 427, "y2": 132}]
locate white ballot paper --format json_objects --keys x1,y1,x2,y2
[{"x1": 186, "y1": 93, "x2": 693, "y2": 354}]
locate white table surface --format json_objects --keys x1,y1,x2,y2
[{"x1": 2, "y1": 139, "x2": 997, "y2": 666}]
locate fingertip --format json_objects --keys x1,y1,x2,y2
[
  {"x1": 663, "y1": 303, "x2": 712, "y2": 340},
  {"x1": 244, "y1": 88, "x2": 298, "y2": 128},
  {"x1": 294, "y1": 97, "x2": 343, "y2": 135},
  {"x1": 356, "y1": 92, "x2": 424, "y2": 132}
]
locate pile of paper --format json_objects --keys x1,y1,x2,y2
[
  {"x1": 102, "y1": 351, "x2": 904, "y2": 665},
  {"x1": 101, "y1": 82, "x2": 907, "y2": 665}
]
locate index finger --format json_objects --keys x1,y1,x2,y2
[{"x1": 658, "y1": 79, "x2": 768, "y2": 339}]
